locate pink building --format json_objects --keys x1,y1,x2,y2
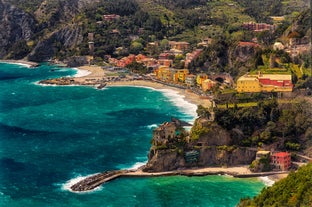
[{"x1": 242, "y1": 22, "x2": 276, "y2": 32}]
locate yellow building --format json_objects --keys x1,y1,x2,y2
[
  {"x1": 236, "y1": 73, "x2": 293, "y2": 93},
  {"x1": 236, "y1": 75, "x2": 262, "y2": 93},
  {"x1": 196, "y1": 73, "x2": 208, "y2": 85},
  {"x1": 155, "y1": 66, "x2": 172, "y2": 82},
  {"x1": 175, "y1": 69, "x2": 189, "y2": 82}
]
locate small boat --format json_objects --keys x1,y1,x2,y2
[{"x1": 96, "y1": 83, "x2": 107, "y2": 89}]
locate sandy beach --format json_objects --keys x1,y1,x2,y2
[
  {"x1": 128, "y1": 165, "x2": 253, "y2": 176},
  {"x1": 76, "y1": 65, "x2": 212, "y2": 108}
]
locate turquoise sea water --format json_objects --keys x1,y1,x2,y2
[{"x1": 0, "y1": 63, "x2": 265, "y2": 207}]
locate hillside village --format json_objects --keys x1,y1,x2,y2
[
  {"x1": 2, "y1": 0, "x2": 312, "y2": 171},
  {"x1": 76, "y1": 8, "x2": 311, "y2": 96}
]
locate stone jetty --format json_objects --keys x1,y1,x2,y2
[
  {"x1": 69, "y1": 166, "x2": 288, "y2": 192},
  {"x1": 70, "y1": 170, "x2": 128, "y2": 192}
]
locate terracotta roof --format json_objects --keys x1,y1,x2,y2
[
  {"x1": 238, "y1": 42, "x2": 260, "y2": 47},
  {"x1": 272, "y1": 152, "x2": 290, "y2": 157}
]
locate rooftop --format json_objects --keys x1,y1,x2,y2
[
  {"x1": 259, "y1": 74, "x2": 292, "y2": 81},
  {"x1": 272, "y1": 152, "x2": 290, "y2": 157}
]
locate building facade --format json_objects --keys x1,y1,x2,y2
[
  {"x1": 271, "y1": 152, "x2": 291, "y2": 171},
  {"x1": 237, "y1": 73, "x2": 293, "y2": 93},
  {"x1": 152, "y1": 122, "x2": 177, "y2": 146}
]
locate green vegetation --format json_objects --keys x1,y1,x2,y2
[
  {"x1": 238, "y1": 163, "x2": 312, "y2": 207},
  {"x1": 190, "y1": 120, "x2": 210, "y2": 141},
  {"x1": 213, "y1": 98, "x2": 312, "y2": 149}
]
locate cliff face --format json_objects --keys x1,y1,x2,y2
[
  {"x1": 144, "y1": 146, "x2": 256, "y2": 172},
  {"x1": 143, "y1": 118, "x2": 257, "y2": 172},
  {"x1": 227, "y1": 42, "x2": 261, "y2": 76},
  {"x1": 0, "y1": 0, "x2": 92, "y2": 61},
  {"x1": 28, "y1": 25, "x2": 83, "y2": 62},
  {"x1": 0, "y1": 0, "x2": 37, "y2": 58}
]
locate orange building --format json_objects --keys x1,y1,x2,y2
[
  {"x1": 140, "y1": 58, "x2": 157, "y2": 67},
  {"x1": 155, "y1": 67, "x2": 173, "y2": 82},
  {"x1": 135, "y1": 54, "x2": 147, "y2": 62},
  {"x1": 202, "y1": 79, "x2": 217, "y2": 91},
  {"x1": 271, "y1": 152, "x2": 291, "y2": 171},
  {"x1": 158, "y1": 59, "x2": 173, "y2": 67}
]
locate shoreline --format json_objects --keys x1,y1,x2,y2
[
  {"x1": 107, "y1": 80, "x2": 212, "y2": 108},
  {"x1": 77, "y1": 65, "x2": 212, "y2": 108},
  {"x1": 69, "y1": 165, "x2": 288, "y2": 192},
  {"x1": 42, "y1": 65, "x2": 213, "y2": 108},
  {"x1": 0, "y1": 59, "x2": 39, "y2": 67}
]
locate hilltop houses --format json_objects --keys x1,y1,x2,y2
[
  {"x1": 169, "y1": 41, "x2": 190, "y2": 52},
  {"x1": 185, "y1": 49, "x2": 203, "y2": 68},
  {"x1": 237, "y1": 72, "x2": 293, "y2": 93},
  {"x1": 242, "y1": 22, "x2": 276, "y2": 32}
]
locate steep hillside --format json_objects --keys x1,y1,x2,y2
[
  {"x1": 0, "y1": 0, "x2": 37, "y2": 59},
  {"x1": 238, "y1": 163, "x2": 312, "y2": 207},
  {"x1": 0, "y1": 0, "x2": 309, "y2": 66}
]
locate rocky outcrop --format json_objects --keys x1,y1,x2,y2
[
  {"x1": 144, "y1": 146, "x2": 256, "y2": 172},
  {"x1": 143, "y1": 119, "x2": 257, "y2": 172},
  {"x1": 144, "y1": 149, "x2": 185, "y2": 172},
  {"x1": 34, "y1": 0, "x2": 99, "y2": 25},
  {"x1": 196, "y1": 123, "x2": 232, "y2": 146},
  {"x1": 0, "y1": 0, "x2": 37, "y2": 58},
  {"x1": 0, "y1": 0, "x2": 93, "y2": 61}
]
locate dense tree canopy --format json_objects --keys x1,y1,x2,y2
[{"x1": 238, "y1": 163, "x2": 312, "y2": 207}]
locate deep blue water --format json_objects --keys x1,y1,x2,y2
[{"x1": 0, "y1": 63, "x2": 265, "y2": 207}]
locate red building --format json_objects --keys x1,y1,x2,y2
[{"x1": 271, "y1": 152, "x2": 291, "y2": 171}]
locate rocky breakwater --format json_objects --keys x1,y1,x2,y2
[
  {"x1": 143, "y1": 116, "x2": 257, "y2": 172},
  {"x1": 71, "y1": 170, "x2": 128, "y2": 192}
]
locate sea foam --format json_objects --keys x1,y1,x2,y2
[
  {"x1": 62, "y1": 173, "x2": 103, "y2": 193},
  {"x1": 146, "y1": 124, "x2": 158, "y2": 129},
  {"x1": 3, "y1": 62, "x2": 32, "y2": 68},
  {"x1": 73, "y1": 68, "x2": 91, "y2": 77},
  {"x1": 128, "y1": 162, "x2": 147, "y2": 170},
  {"x1": 157, "y1": 88, "x2": 197, "y2": 121},
  {"x1": 259, "y1": 176, "x2": 275, "y2": 186}
]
